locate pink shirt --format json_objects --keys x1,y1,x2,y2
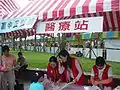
[{"x1": 2, "y1": 55, "x2": 16, "y2": 69}]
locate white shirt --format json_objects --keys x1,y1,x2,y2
[{"x1": 91, "y1": 65, "x2": 112, "y2": 90}]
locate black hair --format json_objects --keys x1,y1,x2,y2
[
  {"x1": 18, "y1": 52, "x2": 22, "y2": 55},
  {"x1": 2, "y1": 45, "x2": 9, "y2": 53},
  {"x1": 58, "y1": 49, "x2": 72, "y2": 69},
  {"x1": 49, "y1": 56, "x2": 57, "y2": 63},
  {"x1": 96, "y1": 56, "x2": 106, "y2": 66},
  {"x1": 31, "y1": 72, "x2": 44, "y2": 83}
]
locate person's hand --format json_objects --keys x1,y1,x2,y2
[
  {"x1": 93, "y1": 80, "x2": 99, "y2": 86},
  {"x1": 3, "y1": 67, "x2": 10, "y2": 72},
  {"x1": 57, "y1": 57, "x2": 62, "y2": 63},
  {"x1": 55, "y1": 80, "x2": 60, "y2": 85},
  {"x1": 38, "y1": 76, "x2": 44, "y2": 82},
  {"x1": 72, "y1": 78, "x2": 77, "y2": 83}
]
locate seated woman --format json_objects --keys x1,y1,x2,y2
[
  {"x1": 15, "y1": 52, "x2": 28, "y2": 82},
  {"x1": 57, "y1": 49, "x2": 84, "y2": 85},
  {"x1": 29, "y1": 72, "x2": 44, "y2": 90},
  {"x1": 17, "y1": 52, "x2": 28, "y2": 70},
  {"x1": 90, "y1": 56, "x2": 113, "y2": 90},
  {"x1": 47, "y1": 56, "x2": 66, "y2": 83}
]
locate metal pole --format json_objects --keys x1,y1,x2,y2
[
  {"x1": 34, "y1": 32, "x2": 37, "y2": 52},
  {"x1": 53, "y1": 37, "x2": 55, "y2": 56},
  {"x1": 24, "y1": 36, "x2": 27, "y2": 51},
  {"x1": 57, "y1": 33, "x2": 60, "y2": 52},
  {"x1": 0, "y1": 34, "x2": 2, "y2": 56},
  {"x1": 0, "y1": 34, "x2": 3, "y2": 90},
  {"x1": 43, "y1": 35, "x2": 45, "y2": 52},
  {"x1": 19, "y1": 37, "x2": 22, "y2": 52}
]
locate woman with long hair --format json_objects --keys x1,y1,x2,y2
[{"x1": 57, "y1": 49, "x2": 84, "y2": 85}]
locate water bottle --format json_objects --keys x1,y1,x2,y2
[
  {"x1": 44, "y1": 74, "x2": 49, "y2": 85},
  {"x1": 44, "y1": 74, "x2": 47, "y2": 79},
  {"x1": 43, "y1": 74, "x2": 53, "y2": 90}
]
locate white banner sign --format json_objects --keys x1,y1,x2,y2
[
  {"x1": 0, "y1": 15, "x2": 37, "y2": 33},
  {"x1": 36, "y1": 16, "x2": 103, "y2": 34}
]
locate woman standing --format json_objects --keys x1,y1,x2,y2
[
  {"x1": 57, "y1": 49, "x2": 84, "y2": 85},
  {"x1": 2, "y1": 45, "x2": 16, "y2": 90},
  {"x1": 17, "y1": 52, "x2": 28, "y2": 70}
]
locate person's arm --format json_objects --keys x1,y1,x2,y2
[
  {"x1": 13, "y1": 56, "x2": 17, "y2": 66},
  {"x1": 21, "y1": 57, "x2": 27, "y2": 67},
  {"x1": 90, "y1": 68, "x2": 96, "y2": 85},
  {"x1": 58, "y1": 62, "x2": 65, "y2": 74},
  {"x1": 74, "y1": 59, "x2": 83, "y2": 82},
  {"x1": 100, "y1": 77, "x2": 113, "y2": 84},
  {"x1": 1, "y1": 56, "x2": 6, "y2": 67},
  {"x1": 56, "y1": 72, "x2": 65, "y2": 83},
  {"x1": 11, "y1": 56, "x2": 20, "y2": 71},
  {"x1": 90, "y1": 76, "x2": 96, "y2": 85},
  {"x1": 17, "y1": 58, "x2": 20, "y2": 65},
  {"x1": 99, "y1": 67, "x2": 112, "y2": 85},
  {"x1": 56, "y1": 78, "x2": 61, "y2": 84},
  {"x1": 1, "y1": 56, "x2": 9, "y2": 72}
]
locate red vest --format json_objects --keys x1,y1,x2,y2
[
  {"x1": 93, "y1": 64, "x2": 112, "y2": 88},
  {"x1": 65, "y1": 58, "x2": 84, "y2": 85},
  {"x1": 47, "y1": 63, "x2": 60, "y2": 82},
  {"x1": 47, "y1": 63, "x2": 66, "y2": 82}
]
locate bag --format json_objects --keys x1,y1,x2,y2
[{"x1": 14, "y1": 84, "x2": 24, "y2": 90}]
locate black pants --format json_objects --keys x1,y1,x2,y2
[
  {"x1": 15, "y1": 65, "x2": 28, "y2": 80},
  {"x1": 14, "y1": 83, "x2": 24, "y2": 90}
]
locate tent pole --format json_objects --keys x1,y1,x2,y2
[
  {"x1": 60, "y1": 33, "x2": 66, "y2": 50},
  {"x1": 39, "y1": 35, "x2": 41, "y2": 52},
  {"x1": 57, "y1": 33, "x2": 60, "y2": 52},
  {"x1": 43, "y1": 35, "x2": 45, "y2": 52},
  {"x1": 12, "y1": 36, "x2": 15, "y2": 51},
  {"x1": 53, "y1": 37, "x2": 55, "y2": 56},
  {"x1": 0, "y1": 34, "x2": 3, "y2": 90},
  {"x1": 89, "y1": 33, "x2": 93, "y2": 59},
  {"x1": 24, "y1": 36, "x2": 27, "y2": 51},
  {"x1": 34, "y1": 31, "x2": 37, "y2": 52}
]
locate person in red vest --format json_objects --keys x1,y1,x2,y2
[
  {"x1": 57, "y1": 49, "x2": 84, "y2": 85},
  {"x1": 90, "y1": 56, "x2": 113, "y2": 90},
  {"x1": 47, "y1": 56, "x2": 65, "y2": 83}
]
